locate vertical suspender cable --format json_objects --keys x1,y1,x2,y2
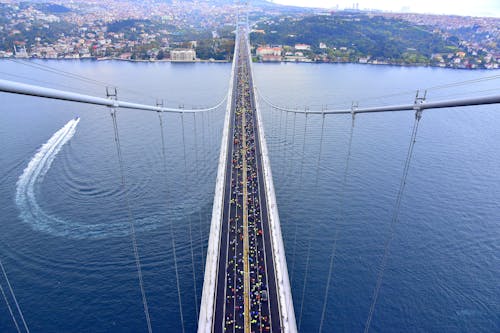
[
  {"x1": 214, "y1": 109, "x2": 219, "y2": 158},
  {"x1": 290, "y1": 112, "x2": 309, "y2": 285},
  {"x1": 266, "y1": 104, "x2": 274, "y2": 148},
  {"x1": 364, "y1": 110, "x2": 423, "y2": 333},
  {"x1": 298, "y1": 236, "x2": 312, "y2": 330},
  {"x1": 200, "y1": 111, "x2": 210, "y2": 253},
  {"x1": 207, "y1": 111, "x2": 213, "y2": 156},
  {"x1": 211, "y1": 109, "x2": 218, "y2": 157},
  {"x1": 264, "y1": 103, "x2": 272, "y2": 139},
  {"x1": 210, "y1": 110, "x2": 218, "y2": 154},
  {"x1": 315, "y1": 113, "x2": 326, "y2": 186},
  {"x1": 261, "y1": 104, "x2": 271, "y2": 136},
  {"x1": 202, "y1": 111, "x2": 209, "y2": 166},
  {"x1": 0, "y1": 282, "x2": 21, "y2": 333},
  {"x1": 200, "y1": 112, "x2": 206, "y2": 164},
  {"x1": 193, "y1": 113, "x2": 205, "y2": 266},
  {"x1": 180, "y1": 113, "x2": 199, "y2": 319},
  {"x1": 213, "y1": 109, "x2": 219, "y2": 155},
  {"x1": 277, "y1": 109, "x2": 283, "y2": 164},
  {"x1": 299, "y1": 113, "x2": 326, "y2": 330},
  {"x1": 193, "y1": 113, "x2": 199, "y2": 176},
  {"x1": 0, "y1": 259, "x2": 29, "y2": 333},
  {"x1": 270, "y1": 106, "x2": 277, "y2": 153},
  {"x1": 298, "y1": 112, "x2": 309, "y2": 186},
  {"x1": 157, "y1": 113, "x2": 185, "y2": 333},
  {"x1": 281, "y1": 111, "x2": 289, "y2": 179},
  {"x1": 319, "y1": 113, "x2": 356, "y2": 333},
  {"x1": 284, "y1": 112, "x2": 297, "y2": 180},
  {"x1": 109, "y1": 109, "x2": 152, "y2": 333}
]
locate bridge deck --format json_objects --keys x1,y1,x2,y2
[{"x1": 212, "y1": 33, "x2": 281, "y2": 332}]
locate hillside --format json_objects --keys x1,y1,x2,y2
[{"x1": 250, "y1": 13, "x2": 469, "y2": 66}]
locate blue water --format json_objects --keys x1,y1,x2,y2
[{"x1": 0, "y1": 60, "x2": 499, "y2": 332}]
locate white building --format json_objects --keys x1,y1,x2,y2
[
  {"x1": 14, "y1": 45, "x2": 29, "y2": 58},
  {"x1": 171, "y1": 49, "x2": 196, "y2": 62},
  {"x1": 295, "y1": 43, "x2": 311, "y2": 51}
]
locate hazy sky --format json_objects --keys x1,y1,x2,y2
[{"x1": 272, "y1": 0, "x2": 500, "y2": 17}]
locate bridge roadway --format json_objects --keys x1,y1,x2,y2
[{"x1": 212, "y1": 34, "x2": 281, "y2": 332}]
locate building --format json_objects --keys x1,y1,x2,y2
[
  {"x1": 256, "y1": 46, "x2": 282, "y2": 57},
  {"x1": 256, "y1": 46, "x2": 282, "y2": 62},
  {"x1": 294, "y1": 43, "x2": 311, "y2": 51},
  {"x1": 171, "y1": 49, "x2": 196, "y2": 62},
  {"x1": 119, "y1": 53, "x2": 132, "y2": 60},
  {"x1": 261, "y1": 55, "x2": 282, "y2": 62},
  {"x1": 14, "y1": 45, "x2": 28, "y2": 58}
]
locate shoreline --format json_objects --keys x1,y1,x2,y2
[
  {"x1": 1, "y1": 57, "x2": 498, "y2": 70},
  {"x1": 254, "y1": 60, "x2": 500, "y2": 70},
  {"x1": 0, "y1": 57, "x2": 231, "y2": 63}
]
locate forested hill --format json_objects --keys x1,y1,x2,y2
[{"x1": 250, "y1": 14, "x2": 466, "y2": 64}]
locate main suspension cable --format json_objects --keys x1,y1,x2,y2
[
  {"x1": 256, "y1": 72, "x2": 500, "y2": 115},
  {"x1": 9, "y1": 59, "x2": 159, "y2": 101},
  {"x1": 0, "y1": 70, "x2": 90, "y2": 94},
  {"x1": 364, "y1": 110, "x2": 423, "y2": 333},
  {"x1": 427, "y1": 74, "x2": 500, "y2": 91},
  {"x1": 157, "y1": 113, "x2": 185, "y2": 333},
  {"x1": 109, "y1": 109, "x2": 153, "y2": 333}
]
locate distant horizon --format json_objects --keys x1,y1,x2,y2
[{"x1": 270, "y1": 0, "x2": 500, "y2": 18}]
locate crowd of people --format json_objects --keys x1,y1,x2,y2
[{"x1": 223, "y1": 36, "x2": 274, "y2": 333}]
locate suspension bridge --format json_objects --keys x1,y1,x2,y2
[{"x1": 1, "y1": 24, "x2": 500, "y2": 333}]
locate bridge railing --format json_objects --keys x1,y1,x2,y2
[
  {"x1": 245, "y1": 33, "x2": 299, "y2": 333},
  {"x1": 197, "y1": 28, "x2": 241, "y2": 333}
]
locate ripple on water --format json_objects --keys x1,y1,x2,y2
[{"x1": 15, "y1": 118, "x2": 165, "y2": 240}]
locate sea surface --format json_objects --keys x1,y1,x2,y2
[{"x1": 0, "y1": 60, "x2": 498, "y2": 332}]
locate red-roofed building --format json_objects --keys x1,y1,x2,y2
[
  {"x1": 256, "y1": 46, "x2": 283, "y2": 62},
  {"x1": 256, "y1": 46, "x2": 282, "y2": 57}
]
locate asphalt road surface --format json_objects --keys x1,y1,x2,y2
[{"x1": 213, "y1": 33, "x2": 281, "y2": 333}]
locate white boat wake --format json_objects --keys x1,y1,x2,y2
[{"x1": 15, "y1": 118, "x2": 158, "y2": 239}]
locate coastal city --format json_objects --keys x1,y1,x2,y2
[
  {"x1": 1, "y1": 1, "x2": 500, "y2": 333},
  {"x1": 0, "y1": 0, "x2": 499, "y2": 69}
]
